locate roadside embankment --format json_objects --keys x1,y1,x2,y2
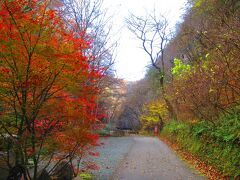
[{"x1": 160, "y1": 118, "x2": 240, "y2": 179}]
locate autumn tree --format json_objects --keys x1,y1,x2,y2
[
  {"x1": 62, "y1": 0, "x2": 116, "y2": 74},
  {"x1": 115, "y1": 79, "x2": 153, "y2": 130},
  {"x1": 61, "y1": 0, "x2": 118, "y2": 126},
  {"x1": 140, "y1": 100, "x2": 167, "y2": 132},
  {"x1": 126, "y1": 11, "x2": 177, "y2": 120},
  {"x1": 165, "y1": 0, "x2": 240, "y2": 122},
  {"x1": 0, "y1": 0, "x2": 103, "y2": 179}
]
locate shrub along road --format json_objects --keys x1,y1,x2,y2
[{"x1": 92, "y1": 136, "x2": 205, "y2": 180}]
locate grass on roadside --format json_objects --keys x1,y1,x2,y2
[{"x1": 160, "y1": 110, "x2": 240, "y2": 179}]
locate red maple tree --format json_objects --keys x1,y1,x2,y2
[{"x1": 0, "y1": 0, "x2": 104, "y2": 179}]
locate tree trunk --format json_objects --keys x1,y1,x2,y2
[{"x1": 160, "y1": 76, "x2": 177, "y2": 120}]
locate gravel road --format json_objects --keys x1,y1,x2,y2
[
  {"x1": 91, "y1": 137, "x2": 134, "y2": 179},
  {"x1": 92, "y1": 136, "x2": 206, "y2": 180}
]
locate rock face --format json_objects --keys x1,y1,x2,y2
[
  {"x1": 116, "y1": 107, "x2": 140, "y2": 130},
  {"x1": 52, "y1": 161, "x2": 74, "y2": 180}
]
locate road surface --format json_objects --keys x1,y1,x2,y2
[
  {"x1": 93, "y1": 136, "x2": 205, "y2": 180},
  {"x1": 113, "y1": 136, "x2": 205, "y2": 180}
]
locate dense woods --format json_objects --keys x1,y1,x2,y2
[{"x1": 124, "y1": 0, "x2": 240, "y2": 178}]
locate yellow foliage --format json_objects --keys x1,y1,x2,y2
[{"x1": 140, "y1": 100, "x2": 167, "y2": 130}]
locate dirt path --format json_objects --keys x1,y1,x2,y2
[{"x1": 113, "y1": 136, "x2": 205, "y2": 180}]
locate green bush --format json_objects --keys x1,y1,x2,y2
[
  {"x1": 161, "y1": 110, "x2": 240, "y2": 177},
  {"x1": 79, "y1": 172, "x2": 93, "y2": 180}
]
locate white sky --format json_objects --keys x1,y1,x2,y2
[{"x1": 103, "y1": 0, "x2": 188, "y2": 81}]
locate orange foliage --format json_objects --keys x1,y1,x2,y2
[{"x1": 0, "y1": 0, "x2": 104, "y2": 176}]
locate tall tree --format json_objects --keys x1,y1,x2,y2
[
  {"x1": 0, "y1": 0, "x2": 103, "y2": 179},
  {"x1": 61, "y1": 0, "x2": 118, "y2": 124},
  {"x1": 126, "y1": 11, "x2": 177, "y2": 119}
]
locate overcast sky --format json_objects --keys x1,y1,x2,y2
[{"x1": 103, "y1": 0, "x2": 188, "y2": 81}]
